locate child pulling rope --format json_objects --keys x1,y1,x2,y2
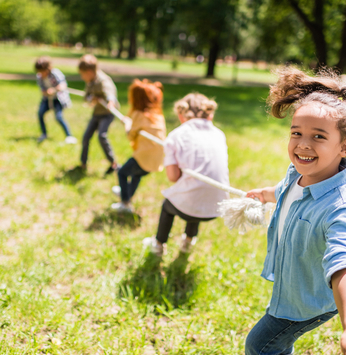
[{"x1": 68, "y1": 87, "x2": 274, "y2": 234}]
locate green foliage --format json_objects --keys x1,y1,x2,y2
[{"x1": 0, "y1": 0, "x2": 60, "y2": 43}]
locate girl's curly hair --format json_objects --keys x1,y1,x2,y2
[
  {"x1": 174, "y1": 93, "x2": 217, "y2": 120},
  {"x1": 128, "y1": 79, "x2": 163, "y2": 115},
  {"x1": 268, "y1": 66, "x2": 346, "y2": 141}
]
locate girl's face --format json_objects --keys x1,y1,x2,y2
[
  {"x1": 39, "y1": 69, "x2": 50, "y2": 78},
  {"x1": 288, "y1": 104, "x2": 346, "y2": 187}
]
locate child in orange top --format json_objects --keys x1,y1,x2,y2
[{"x1": 111, "y1": 79, "x2": 166, "y2": 212}]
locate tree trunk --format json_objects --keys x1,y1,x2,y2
[
  {"x1": 157, "y1": 37, "x2": 164, "y2": 59},
  {"x1": 117, "y1": 34, "x2": 124, "y2": 59},
  {"x1": 206, "y1": 40, "x2": 220, "y2": 77},
  {"x1": 336, "y1": 9, "x2": 346, "y2": 73},
  {"x1": 288, "y1": 0, "x2": 327, "y2": 68},
  {"x1": 128, "y1": 29, "x2": 137, "y2": 60}
]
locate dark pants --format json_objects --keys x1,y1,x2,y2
[
  {"x1": 156, "y1": 199, "x2": 215, "y2": 244},
  {"x1": 245, "y1": 309, "x2": 338, "y2": 354},
  {"x1": 118, "y1": 157, "x2": 149, "y2": 202},
  {"x1": 38, "y1": 98, "x2": 71, "y2": 136},
  {"x1": 81, "y1": 114, "x2": 115, "y2": 165}
]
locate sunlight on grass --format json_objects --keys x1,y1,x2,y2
[
  {"x1": 0, "y1": 44, "x2": 275, "y2": 84},
  {"x1": 0, "y1": 77, "x2": 342, "y2": 354}
]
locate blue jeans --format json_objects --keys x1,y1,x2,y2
[
  {"x1": 81, "y1": 114, "x2": 115, "y2": 165},
  {"x1": 38, "y1": 98, "x2": 71, "y2": 136},
  {"x1": 245, "y1": 309, "x2": 338, "y2": 354},
  {"x1": 118, "y1": 157, "x2": 148, "y2": 202}
]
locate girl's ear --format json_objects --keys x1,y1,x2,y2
[
  {"x1": 178, "y1": 114, "x2": 187, "y2": 124},
  {"x1": 340, "y1": 141, "x2": 346, "y2": 157}
]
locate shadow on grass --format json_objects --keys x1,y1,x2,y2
[
  {"x1": 87, "y1": 207, "x2": 141, "y2": 230},
  {"x1": 9, "y1": 136, "x2": 38, "y2": 142},
  {"x1": 120, "y1": 252, "x2": 197, "y2": 308},
  {"x1": 55, "y1": 166, "x2": 87, "y2": 185}
]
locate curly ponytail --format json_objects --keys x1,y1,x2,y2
[{"x1": 268, "y1": 67, "x2": 346, "y2": 141}]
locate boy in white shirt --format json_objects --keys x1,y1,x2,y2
[{"x1": 144, "y1": 93, "x2": 230, "y2": 257}]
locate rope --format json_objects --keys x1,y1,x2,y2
[{"x1": 67, "y1": 87, "x2": 247, "y2": 197}]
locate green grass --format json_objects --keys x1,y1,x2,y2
[
  {"x1": 0, "y1": 77, "x2": 343, "y2": 354},
  {"x1": 0, "y1": 44, "x2": 275, "y2": 84}
]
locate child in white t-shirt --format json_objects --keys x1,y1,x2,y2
[{"x1": 144, "y1": 93, "x2": 230, "y2": 257}]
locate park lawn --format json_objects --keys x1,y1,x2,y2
[
  {"x1": 0, "y1": 44, "x2": 275, "y2": 84},
  {"x1": 0, "y1": 79, "x2": 342, "y2": 354}
]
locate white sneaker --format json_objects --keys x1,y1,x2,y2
[
  {"x1": 111, "y1": 202, "x2": 133, "y2": 213},
  {"x1": 180, "y1": 233, "x2": 197, "y2": 254},
  {"x1": 65, "y1": 136, "x2": 78, "y2": 144},
  {"x1": 112, "y1": 186, "x2": 121, "y2": 197},
  {"x1": 143, "y1": 236, "x2": 165, "y2": 257}
]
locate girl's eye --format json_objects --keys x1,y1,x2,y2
[
  {"x1": 314, "y1": 134, "x2": 326, "y2": 139},
  {"x1": 291, "y1": 132, "x2": 300, "y2": 136}
]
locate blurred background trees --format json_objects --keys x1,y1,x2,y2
[{"x1": 1, "y1": 0, "x2": 346, "y2": 75}]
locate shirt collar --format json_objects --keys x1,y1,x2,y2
[
  {"x1": 184, "y1": 118, "x2": 213, "y2": 127},
  {"x1": 287, "y1": 162, "x2": 346, "y2": 200}
]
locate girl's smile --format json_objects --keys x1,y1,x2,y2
[{"x1": 289, "y1": 104, "x2": 346, "y2": 187}]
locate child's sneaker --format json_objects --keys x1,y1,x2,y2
[
  {"x1": 111, "y1": 202, "x2": 133, "y2": 213},
  {"x1": 180, "y1": 233, "x2": 197, "y2": 254},
  {"x1": 65, "y1": 136, "x2": 78, "y2": 144},
  {"x1": 112, "y1": 186, "x2": 121, "y2": 197},
  {"x1": 37, "y1": 134, "x2": 47, "y2": 144},
  {"x1": 143, "y1": 236, "x2": 165, "y2": 257}
]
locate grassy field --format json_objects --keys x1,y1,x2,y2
[
  {"x1": 0, "y1": 44, "x2": 275, "y2": 84},
  {"x1": 0, "y1": 54, "x2": 343, "y2": 354}
]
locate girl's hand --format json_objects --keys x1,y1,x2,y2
[
  {"x1": 341, "y1": 331, "x2": 346, "y2": 354},
  {"x1": 123, "y1": 116, "x2": 132, "y2": 133},
  {"x1": 246, "y1": 186, "x2": 277, "y2": 204}
]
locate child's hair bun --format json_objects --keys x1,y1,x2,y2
[
  {"x1": 153, "y1": 81, "x2": 164, "y2": 92},
  {"x1": 174, "y1": 93, "x2": 218, "y2": 119}
]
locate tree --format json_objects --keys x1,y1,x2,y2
[
  {"x1": 0, "y1": 0, "x2": 60, "y2": 43},
  {"x1": 177, "y1": 0, "x2": 241, "y2": 77},
  {"x1": 254, "y1": 0, "x2": 346, "y2": 72}
]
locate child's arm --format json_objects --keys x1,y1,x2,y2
[
  {"x1": 246, "y1": 186, "x2": 277, "y2": 203},
  {"x1": 166, "y1": 165, "x2": 182, "y2": 182},
  {"x1": 332, "y1": 270, "x2": 346, "y2": 354},
  {"x1": 47, "y1": 82, "x2": 67, "y2": 96}
]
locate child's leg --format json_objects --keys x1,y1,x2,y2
[
  {"x1": 38, "y1": 99, "x2": 49, "y2": 135},
  {"x1": 245, "y1": 310, "x2": 337, "y2": 355},
  {"x1": 128, "y1": 160, "x2": 149, "y2": 199},
  {"x1": 185, "y1": 222, "x2": 200, "y2": 238},
  {"x1": 81, "y1": 116, "x2": 99, "y2": 165},
  {"x1": 97, "y1": 114, "x2": 116, "y2": 164},
  {"x1": 53, "y1": 99, "x2": 71, "y2": 136},
  {"x1": 117, "y1": 158, "x2": 136, "y2": 202},
  {"x1": 156, "y1": 199, "x2": 176, "y2": 244}
]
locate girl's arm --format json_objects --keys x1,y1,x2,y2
[
  {"x1": 332, "y1": 269, "x2": 346, "y2": 354},
  {"x1": 246, "y1": 186, "x2": 277, "y2": 203},
  {"x1": 166, "y1": 165, "x2": 181, "y2": 182}
]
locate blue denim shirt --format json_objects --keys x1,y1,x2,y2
[{"x1": 262, "y1": 163, "x2": 346, "y2": 321}]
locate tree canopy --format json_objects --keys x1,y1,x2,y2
[{"x1": 1, "y1": 0, "x2": 346, "y2": 74}]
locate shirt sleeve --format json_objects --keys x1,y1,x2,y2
[
  {"x1": 127, "y1": 111, "x2": 143, "y2": 143},
  {"x1": 164, "y1": 134, "x2": 178, "y2": 166},
  {"x1": 101, "y1": 76, "x2": 116, "y2": 103},
  {"x1": 51, "y1": 69, "x2": 66, "y2": 85},
  {"x1": 323, "y1": 207, "x2": 346, "y2": 288}
]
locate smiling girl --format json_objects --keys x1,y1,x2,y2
[{"x1": 245, "y1": 67, "x2": 346, "y2": 355}]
